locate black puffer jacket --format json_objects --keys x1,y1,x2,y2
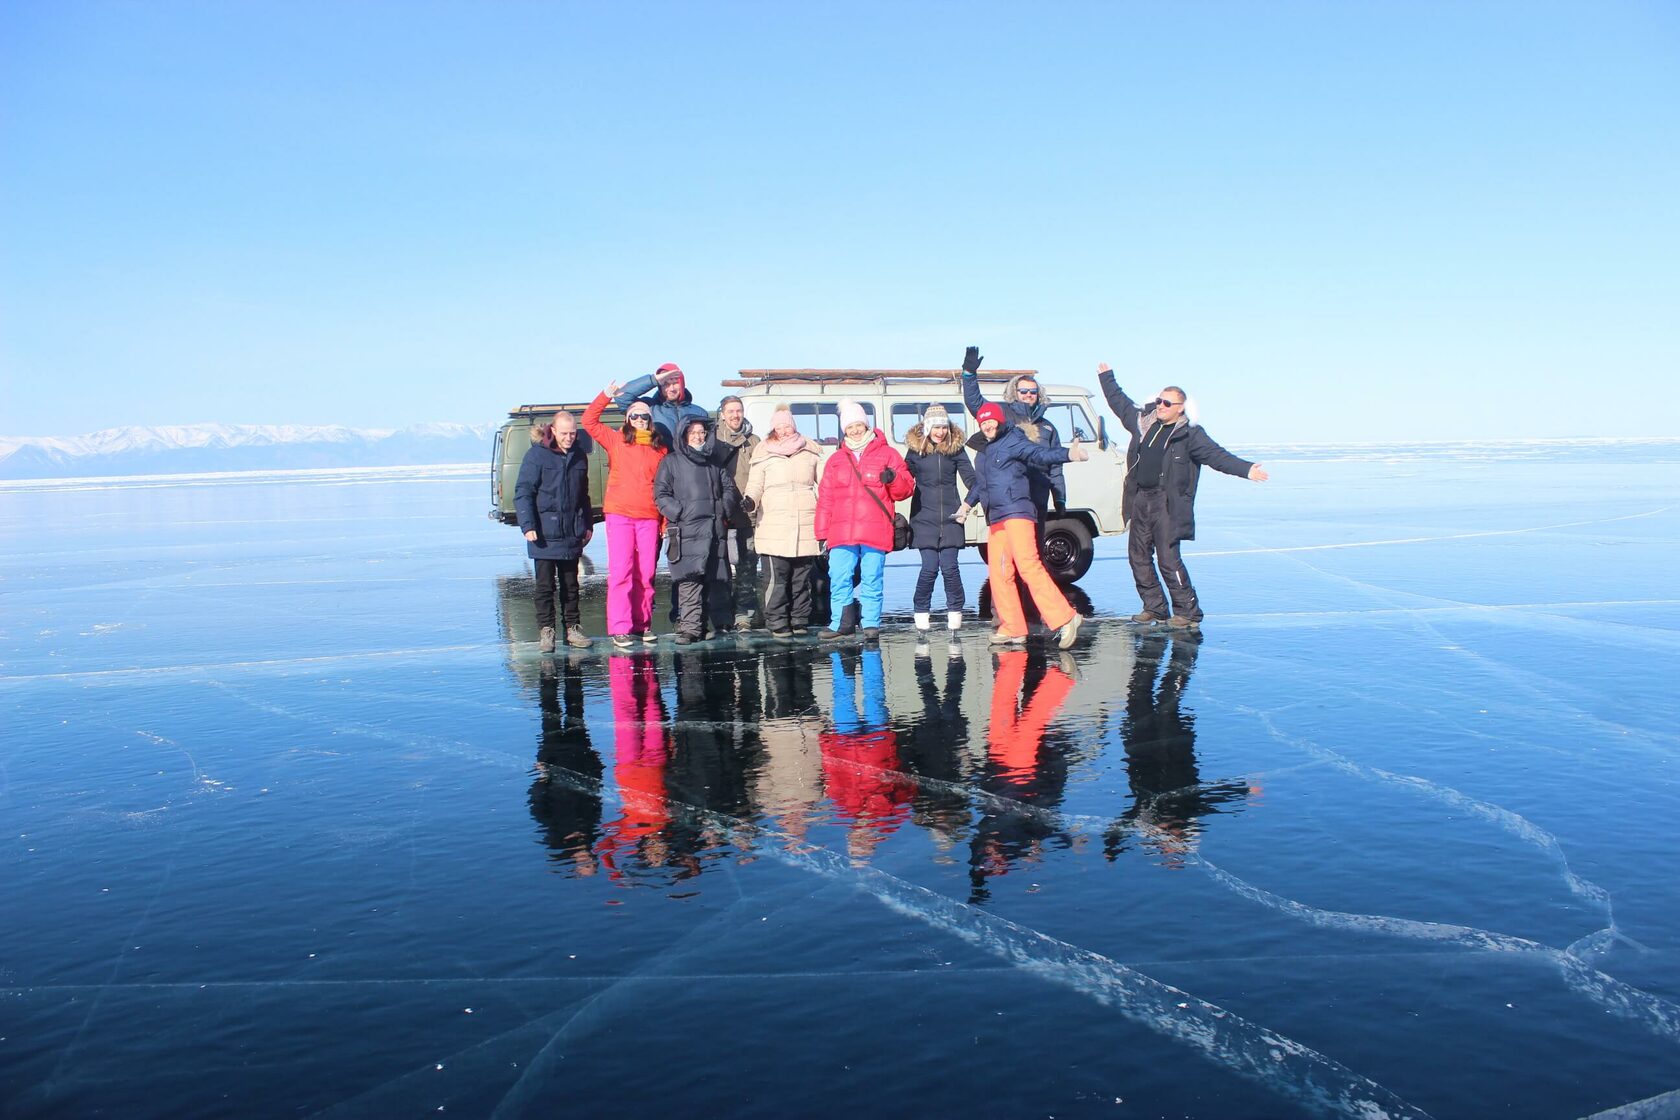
[
  {"x1": 1098, "y1": 370, "x2": 1253, "y2": 543},
  {"x1": 654, "y1": 436, "x2": 740, "y2": 580},
  {"x1": 903, "y1": 423, "x2": 977, "y2": 550}
]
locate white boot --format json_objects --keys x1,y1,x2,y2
[
  {"x1": 914, "y1": 611, "x2": 931, "y2": 631},
  {"x1": 947, "y1": 610, "x2": 963, "y2": 631}
]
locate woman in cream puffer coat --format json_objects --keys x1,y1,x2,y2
[{"x1": 743, "y1": 404, "x2": 823, "y2": 636}]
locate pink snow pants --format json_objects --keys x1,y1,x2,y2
[{"x1": 604, "y1": 513, "x2": 660, "y2": 635}]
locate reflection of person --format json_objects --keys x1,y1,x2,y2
[
  {"x1": 515, "y1": 411, "x2": 596, "y2": 652},
  {"x1": 970, "y1": 402, "x2": 1088, "y2": 648},
  {"x1": 814, "y1": 401, "x2": 914, "y2": 641},
  {"x1": 959, "y1": 345, "x2": 1067, "y2": 516},
  {"x1": 528, "y1": 658, "x2": 604, "y2": 876},
  {"x1": 1096, "y1": 364, "x2": 1268, "y2": 628},
  {"x1": 654, "y1": 417, "x2": 739, "y2": 644},
  {"x1": 584, "y1": 389, "x2": 670, "y2": 648},
  {"x1": 1104, "y1": 631, "x2": 1252, "y2": 868},
  {"x1": 969, "y1": 649, "x2": 1077, "y2": 902},
  {"x1": 595, "y1": 654, "x2": 673, "y2": 882},
  {"x1": 755, "y1": 646, "x2": 824, "y2": 843},
  {"x1": 821, "y1": 648, "x2": 914, "y2": 863},
  {"x1": 897, "y1": 638, "x2": 971, "y2": 842},
  {"x1": 613, "y1": 362, "x2": 708, "y2": 449},
  {"x1": 711, "y1": 396, "x2": 761, "y2": 630},
  {"x1": 904, "y1": 404, "x2": 977, "y2": 633},
  {"x1": 744, "y1": 405, "x2": 822, "y2": 637}
]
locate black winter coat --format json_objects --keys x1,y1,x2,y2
[
  {"x1": 1098, "y1": 370, "x2": 1253, "y2": 543},
  {"x1": 903, "y1": 425, "x2": 976, "y2": 550},
  {"x1": 514, "y1": 439, "x2": 593, "y2": 560},
  {"x1": 654, "y1": 438, "x2": 740, "y2": 580}
]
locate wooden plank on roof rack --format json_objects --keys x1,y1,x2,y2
[{"x1": 722, "y1": 368, "x2": 1038, "y2": 387}]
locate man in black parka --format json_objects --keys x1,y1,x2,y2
[{"x1": 1097, "y1": 363, "x2": 1268, "y2": 628}]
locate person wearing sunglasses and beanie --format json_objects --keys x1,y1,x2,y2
[
  {"x1": 585, "y1": 385, "x2": 672, "y2": 647},
  {"x1": 1096, "y1": 363, "x2": 1268, "y2": 629}
]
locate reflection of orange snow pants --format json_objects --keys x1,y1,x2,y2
[
  {"x1": 987, "y1": 517, "x2": 1074, "y2": 636},
  {"x1": 988, "y1": 650, "x2": 1076, "y2": 782}
]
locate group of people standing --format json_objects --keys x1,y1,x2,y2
[{"x1": 515, "y1": 348, "x2": 1265, "y2": 652}]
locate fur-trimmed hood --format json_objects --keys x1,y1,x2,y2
[
  {"x1": 1004, "y1": 372, "x2": 1053, "y2": 420},
  {"x1": 905, "y1": 422, "x2": 968, "y2": 455}
]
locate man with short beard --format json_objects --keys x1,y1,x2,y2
[{"x1": 711, "y1": 395, "x2": 762, "y2": 629}]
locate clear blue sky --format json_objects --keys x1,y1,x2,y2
[{"x1": 3, "y1": 1, "x2": 1676, "y2": 442}]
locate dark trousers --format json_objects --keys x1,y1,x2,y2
[
  {"x1": 673, "y1": 541, "x2": 732, "y2": 637},
  {"x1": 1128, "y1": 488, "x2": 1200, "y2": 621},
  {"x1": 534, "y1": 558, "x2": 582, "y2": 629},
  {"x1": 724, "y1": 529, "x2": 760, "y2": 621},
  {"x1": 913, "y1": 546, "x2": 965, "y2": 612},
  {"x1": 761, "y1": 553, "x2": 816, "y2": 631}
]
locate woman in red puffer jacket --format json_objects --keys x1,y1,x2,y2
[{"x1": 814, "y1": 400, "x2": 914, "y2": 640}]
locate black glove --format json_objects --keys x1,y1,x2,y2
[
  {"x1": 740, "y1": 495, "x2": 756, "y2": 514},
  {"x1": 962, "y1": 346, "x2": 982, "y2": 375},
  {"x1": 878, "y1": 467, "x2": 896, "y2": 484},
  {"x1": 1052, "y1": 494, "x2": 1067, "y2": 514}
]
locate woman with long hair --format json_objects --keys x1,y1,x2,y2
[
  {"x1": 903, "y1": 403, "x2": 976, "y2": 634},
  {"x1": 583, "y1": 385, "x2": 670, "y2": 648}
]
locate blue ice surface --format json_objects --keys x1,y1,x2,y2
[{"x1": 2, "y1": 444, "x2": 1677, "y2": 1119}]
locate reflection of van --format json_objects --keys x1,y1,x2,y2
[{"x1": 489, "y1": 369, "x2": 1127, "y2": 583}]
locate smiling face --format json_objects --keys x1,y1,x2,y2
[
  {"x1": 927, "y1": 420, "x2": 948, "y2": 444},
  {"x1": 662, "y1": 380, "x2": 685, "y2": 402},
  {"x1": 627, "y1": 406, "x2": 652, "y2": 433},
  {"x1": 980, "y1": 417, "x2": 1000, "y2": 440},
  {"x1": 685, "y1": 421, "x2": 707, "y2": 448},
  {"x1": 845, "y1": 420, "x2": 869, "y2": 441},
  {"x1": 772, "y1": 410, "x2": 796, "y2": 439},
  {"x1": 720, "y1": 400, "x2": 744, "y2": 432},
  {"x1": 1015, "y1": 379, "x2": 1040, "y2": 407},
  {"x1": 552, "y1": 413, "x2": 577, "y2": 450},
  {"x1": 1154, "y1": 389, "x2": 1185, "y2": 422}
]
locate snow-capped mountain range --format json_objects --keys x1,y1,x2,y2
[{"x1": 0, "y1": 422, "x2": 498, "y2": 479}]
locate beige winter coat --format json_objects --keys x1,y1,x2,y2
[{"x1": 744, "y1": 440, "x2": 822, "y2": 558}]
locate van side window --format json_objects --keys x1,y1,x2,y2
[
  {"x1": 791, "y1": 402, "x2": 876, "y2": 445},
  {"x1": 1041, "y1": 402, "x2": 1095, "y2": 442},
  {"x1": 890, "y1": 401, "x2": 965, "y2": 442}
]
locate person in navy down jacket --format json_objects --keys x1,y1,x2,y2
[
  {"x1": 1096, "y1": 363, "x2": 1268, "y2": 629},
  {"x1": 515, "y1": 410, "x2": 595, "y2": 652},
  {"x1": 969, "y1": 402, "x2": 1089, "y2": 650},
  {"x1": 903, "y1": 403, "x2": 977, "y2": 634},
  {"x1": 814, "y1": 400, "x2": 915, "y2": 641}
]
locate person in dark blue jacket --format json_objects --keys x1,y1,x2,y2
[
  {"x1": 613, "y1": 362, "x2": 710, "y2": 448},
  {"x1": 969, "y1": 402, "x2": 1089, "y2": 649},
  {"x1": 515, "y1": 411, "x2": 595, "y2": 652},
  {"x1": 959, "y1": 345, "x2": 1067, "y2": 517}
]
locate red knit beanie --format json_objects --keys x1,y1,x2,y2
[{"x1": 976, "y1": 402, "x2": 1005, "y2": 427}]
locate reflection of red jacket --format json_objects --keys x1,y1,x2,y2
[
  {"x1": 814, "y1": 430, "x2": 914, "y2": 551},
  {"x1": 988, "y1": 651, "x2": 1074, "y2": 786},
  {"x1": 597, "y1": 656, "x2": 671, "y2": 880},
  {"x1": 820, "y1": 729, "x2": 914, "y2": 835}
]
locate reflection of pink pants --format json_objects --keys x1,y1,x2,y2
[{"x1": 605, "y1": 514, "x2": 660, "y2": 635}]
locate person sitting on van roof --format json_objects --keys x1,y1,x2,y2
[
  {"x1": 613, "y1": 362, "x2": 710, "y2": 448},
  {"x1": 959, "y1": 345, "x2": 1068, "y2": 515},
  {"x1": 970, "y1": 401, "x2": 1088, "y2": 651}
]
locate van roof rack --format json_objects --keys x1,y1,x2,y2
[{"x1": 722, "y1": 369, "x2": 1036, "y2": 387}]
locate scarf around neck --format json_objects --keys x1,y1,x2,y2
[
  {"x1": 844, "y1": 429, "x2": 872, "y2": 454},
  {"x1": 763, "y1": 431, "x2": 808, "y2": 456}
]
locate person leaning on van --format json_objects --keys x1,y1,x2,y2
[
  {"x1": 814, "y1": 400, "x2": 915, "y2": 642},
  {"x1": 742, "y1": 404, "x2": 823, "y2": 638},
  {"x1": 970, "y1": 402, "x2": 1089, "y2": 650},
  {"x1": 514, "y1": 409, "x2": 594, "y2": 652},
  {"x1": 585, "y1": 386, "x2": 671, "y2": 649}
]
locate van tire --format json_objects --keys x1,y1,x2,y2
[{"x1": 1042, "y1": 518, "x2": 1093, "y2": 584}]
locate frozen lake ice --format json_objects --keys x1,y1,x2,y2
[{"x1": 3, "y1": 443, "x2": 1678, "y2": 1118}]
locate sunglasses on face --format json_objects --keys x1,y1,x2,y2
[
  {"x1": 628, "y1": 413, "x2": 651, "y2": 422},
  {"x1": 1016, "y1": 387, "x2": 1039, "y2": 397},
  {"x1": 1154, "y1": 398, "x2": 1182, "y2": 409}
]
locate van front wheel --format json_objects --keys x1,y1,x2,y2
[{"x1": 1042, "y1": 518, "x2": 1093, "y2": 584}]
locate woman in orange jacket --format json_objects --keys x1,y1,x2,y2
[{"x1": 583, "y1": 387, "x2": 670, "y2": 647}]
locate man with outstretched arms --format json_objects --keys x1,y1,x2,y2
[
  {"x1": 1097, "y1": 363, "x2": 1268, "y2": 629},
  {"x1": 959, "y1": 345, "x2": 1067, "y2": 518}
]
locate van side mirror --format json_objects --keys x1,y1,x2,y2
[{"x1": 1096, "y1": 415, "x2": 1108, "y2": 451}]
